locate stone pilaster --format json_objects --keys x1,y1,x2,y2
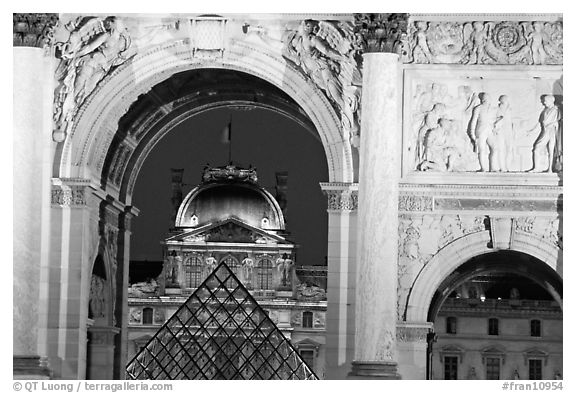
[
  {"x1": 349, "y1": 53, "x2": 401, "y2": 379},
  {"x1": 396, "y1": 322, "x2": 433, "y2": 379},
  {"x1": 87, "y1": 326, "x2": 120, "y2": 380},
  {"x1": 13, "y1": 41, "x2": 56, "y2": 379},
  {"x1": 320, "y1": 183, "x2": 358, "y2": 379}
]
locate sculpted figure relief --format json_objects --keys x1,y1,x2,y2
[
  {"x1": 405, "y1": 20, "x2": 562, "y2": 65},
  {"x1": 529, "y1": 95, "x2": 562, "y2": 173},
  {"x1": 488, "y1": 95, "x2": 514, "y2": 172},
  {"x1": 469, "y1": 92, "x2": 498, "y2": 172},
  {"x1": 412, "y1": 81, "x2": 562, "y2": 173},
  {"x1": 283, "y1": 19, "x2": 362, "y2": 146},
  {"x1": 53, "y1": 16, "x2": 133, "y2": 141}
]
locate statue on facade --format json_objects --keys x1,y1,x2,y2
[
  {"x1": 129, "y1": 279, "x2": 159, "y2": 297},
  {"x1": 275, "y1": 254, "x2": 293, "y2": 287},
  {"x1": 282, "y1": 19, "x2": 361, "y2": 145},
  {"x1": 89, "y1": 274, "x2": 106, "y2": 318},
  {"x1": 53, "y1": 16, "x2": 133, "y2": 141},
  {"x1": 205, "y1": 255, "x2": 218, "y2": 272},
  {"x1": 529, "y1": 95, "x2": 561, "y2": 173},
  {"x1": 469, "y1": 92, "x2": 498, "y2": 172},
  {"x1": 241, "y1": 256, "x2": 254, "y2": 287}
]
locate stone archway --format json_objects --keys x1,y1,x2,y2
[
  {"x1": 54, "y1": 37, "x2": 354, "y2": 186},
  {"x1": 406, "y1": 230, "x2": 562, "y2": 323},
  {"x1": 49, "y1": 25, "x2": 357, "y2": 379}
]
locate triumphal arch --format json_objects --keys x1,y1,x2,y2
[{"x1": 13, "y1": 13, "x2": 562, "y2": 379}]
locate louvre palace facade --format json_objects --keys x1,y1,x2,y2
[{"x1": 13, "y1": 12, "x2": 562, "y2": 380}]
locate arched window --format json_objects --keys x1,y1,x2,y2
[
  {"x1": 143, "y1": 307, "x2": 153, "y2": 325},
  {"x1": 258, "y1": 259, "x2": 273, "y2": 290},
  {"x1": 221, "y1": 255, "x2": 241, "y2": 277},
  {"x1": 184, "y1": 256, "x2": 203, "y2": 288},
  {"x1": 488, "y1": 318, "x2": 499, "y2": 335},
  {"x1": 446, "y1": 317, "x2": 457, "y2": 334},
  {"x1": 302, "y1": 311, "x2": 313, "y2": 328},
  {"x1": 530, "y1": 319, "x2": 542, "y2": 337}
]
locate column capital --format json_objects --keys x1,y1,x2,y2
[
  {"x1": 354, "y1": 13, "x2": 410, "y2": 54},
  {"x1": 13, "y1": 13, "x2": 59, "y2": 49},
  {"x1": 320, "y1": 182, "x2": 359, "y2": 211},
  {"x1": 397, "y1": 322, "x2": 433, "y2": 343}
]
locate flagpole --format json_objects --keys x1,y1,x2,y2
[{"x1": 228, "y1": 115, "x2": 232, "y2": 165}]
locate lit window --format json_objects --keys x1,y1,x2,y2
[
  {"x1": 486, "y1": 357, "x2": 500, "y2": 380},
  {"x1": 529, "y1": 359, "x2": 543, "y2": 380},
  {"x1": 185, "y1": 256, "x2": 203, "y2": 288},
  {"x1": 142, "y1": 308, "x2": 153, "y2": 325},
  {"x1": 446, "y1": 317, "x2": 457, "y2": 334},
  {"x1": 444, "y1": 356, "x2": 458, "y2": 380},
  {"x1": 258, "y1": 259, "x2": 273, "y2": 290},
  {"x1": 302, "y1": 311, "x2": 313, "y2": 328},
  {"x1": 488, "y1": 318, "x2": 499, "y2": 335},
  {"x1": 530, "y1": 320, "x2": 542, "y2": 337}
]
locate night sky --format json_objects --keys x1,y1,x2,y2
[{"x1": 130, "y1": 106, "x2": 329, "y2": 266}]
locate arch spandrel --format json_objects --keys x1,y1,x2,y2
[{"x1": 56, "y1": 32, "x2": 355, "y2": 192}]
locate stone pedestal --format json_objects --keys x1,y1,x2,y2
[
  {"x1": 13, "y1": 46, "x2": 55, "y2": 379},
  {"x1": 349, "y1": 53, "x2": 401, "y2": 379}
]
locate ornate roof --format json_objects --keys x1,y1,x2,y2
[{"x1": 174, "y1": 165, "x2": 286, "y2": 231}]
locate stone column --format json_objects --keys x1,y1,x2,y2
[
  {"x1": 320, "y1": 183, "x2": 358, "y2": 379},
  {"x1": 349, "y1": 53, "x2": 401, "y2": 379},
  {"x1": 13, "y1": 13, "x2": 58, "y2": 379},
  {"x1": 113, "y1": 207, "x2": 138, "y2": 379}
]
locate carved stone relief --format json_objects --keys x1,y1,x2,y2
[
  {"x1": 313, "y1": 312, "x2": 326, "y2": 328},
  {"x1": 404, "y1": 20, "x2": 562, "y2": 65},
  {"x1": 13, "y1": 13, "x2": 58, "y2": 49},
  {"x1": 322, "y1": 189, "x2": 358, "y2": 211},
  {"x1": 514, "y1": 216, "x2": 562, "y2": 248},
  {"x1": 396, "y1": 325, "x2": 429, "y2": 343},
  {"x1": 397, "y1": 214, "x2": 487, "y2": 319},
  {"x1": 129, "y1": 307, "x2": 142, "y2": 324},
  {"x1": 51, "y1": 185, "x2": 87, "y2": 206},
  {"x1": 398, "y1": 195, "x2": 433, "y2": 212},
  {"x1": 282, "y1": 19, "x2": 362, "y2": 146},
  {"x1": 291, "y1": 311, "x2": 302, "y2": 327},
  {"x1": 52, "y1": 16, "x2": 135, "y2": 142},
  {"x1": 406, "y1": 72, "x2": 562, "y2": 173}
]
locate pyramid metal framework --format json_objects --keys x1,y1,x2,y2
[{"x1": 126, "y1": 262, "x2": 318, "y2": 380}]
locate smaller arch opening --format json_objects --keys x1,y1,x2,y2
[{"x1": 427, "y1": 251, "x2": 562, "y2": 380}]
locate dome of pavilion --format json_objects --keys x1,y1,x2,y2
[{"x1": 174, "y1": 164, "x2": 285, "y2": 231}]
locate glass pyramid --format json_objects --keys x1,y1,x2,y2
[{"x1": 126, "y1": 262, "x2": 318, "y2": 380}]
